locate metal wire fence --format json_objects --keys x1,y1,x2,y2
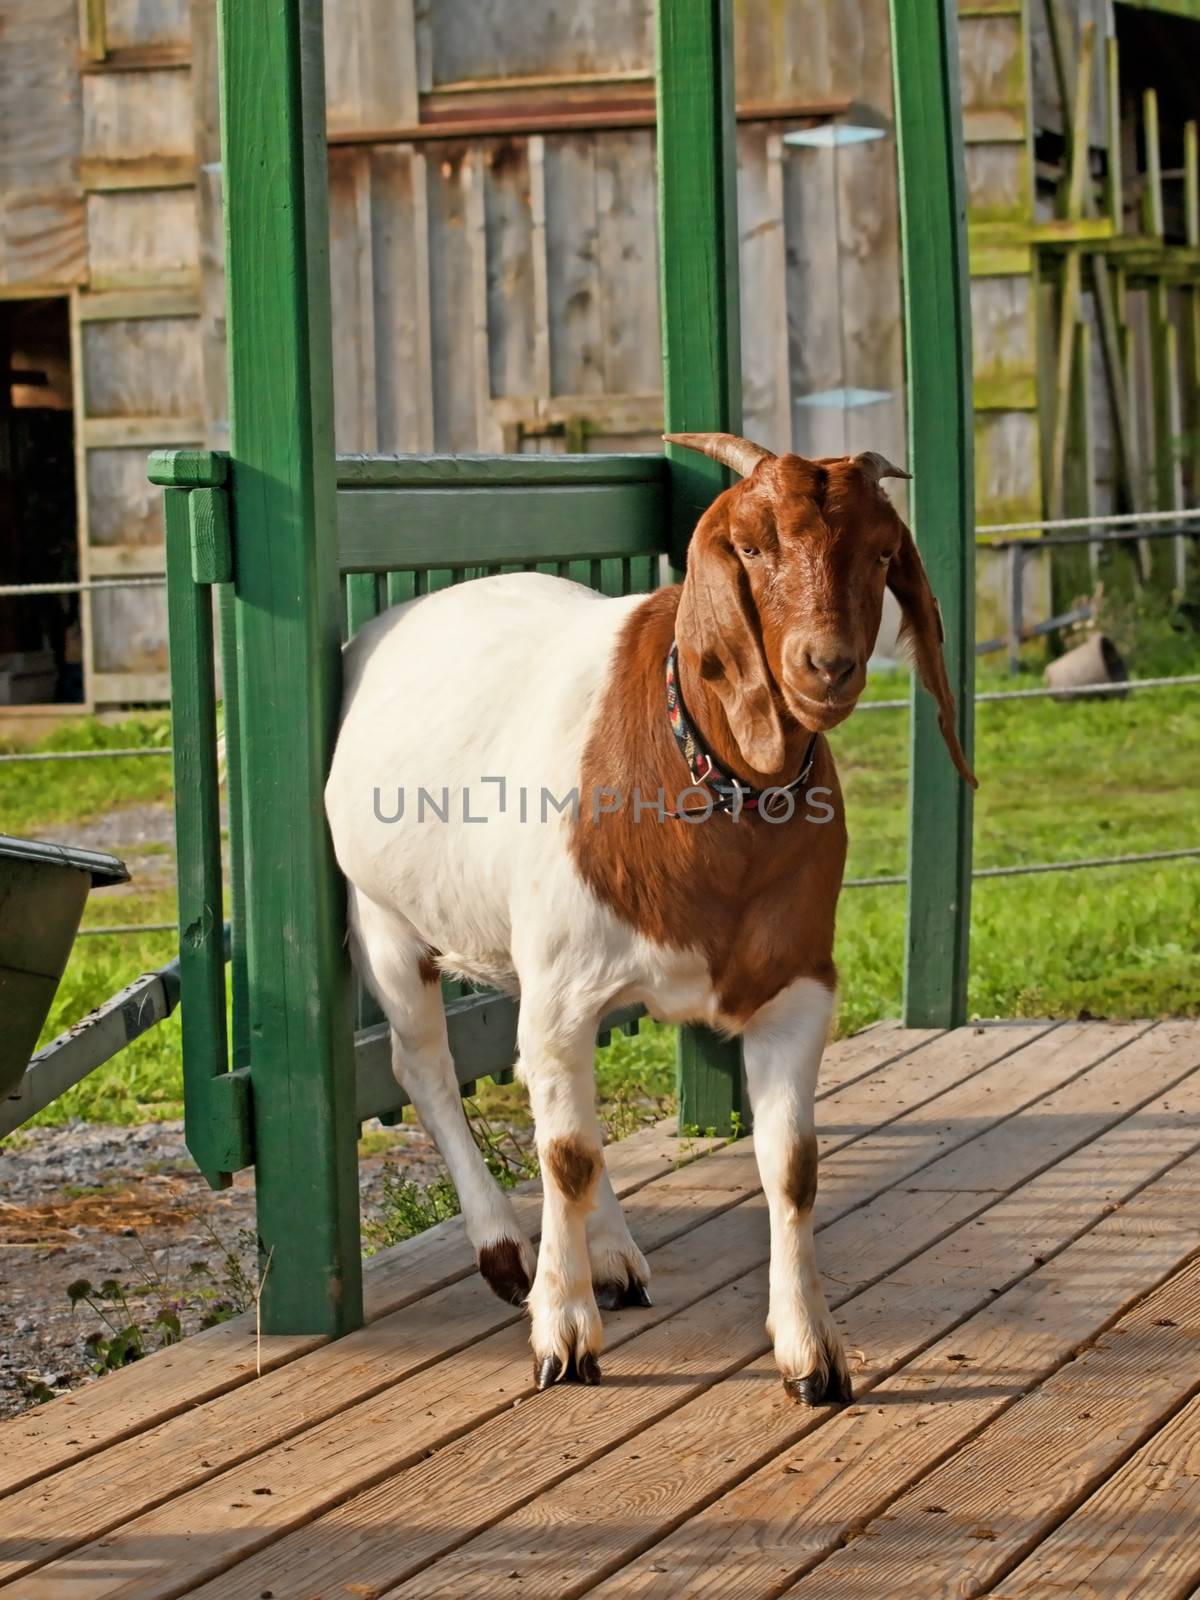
[{"x1": 5, "y1": 505, "x2": 1197, "y2": 935}]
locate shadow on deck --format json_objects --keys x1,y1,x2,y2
[{"x1": 2, "y1": 1017, "x2": 1199, "y2": 1598}]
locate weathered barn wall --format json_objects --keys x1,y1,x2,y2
[
  {"x1": 0, "y1": 0, "x2": 86, "y2": 288},
  {"x1": 0, "y1": 0, "x2": 907, "y2": 705},
  {"x1": 4, "y1": 0, "x2": 1196, "y2": 705},
  {"x1": 203, "y1": 0, "x2": 906, "y2": 474}
]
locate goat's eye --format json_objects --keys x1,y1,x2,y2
[
  {"x1": 739, "y1": 545, "x2": 759, "y2": 559},
  {"x1": 880, "y1": 549, "x2": 897, "y2": 566}
]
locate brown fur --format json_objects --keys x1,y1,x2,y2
[
  {"x1": 571, "y1": 451, "x2": 974, "y2": 1023},
  {"x1": 417, "y1": 947, "x2": 441, "y2": 986},
  {"x1": 784, "y1": 1132, "x2": 820, "y2": 1213},
  {"x1": 477, "y1": 1238, "x2": 531, "y2": 1306},
  {"x1": 545, "y1": 1136, "x2": 601, "y2": 1203},
  {"x1": 572, "y1": 584, "x2": 845, "y2": 1021}
]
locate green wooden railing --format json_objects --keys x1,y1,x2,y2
[{"x1": 145, "y1": 0, "x2": 975, "y2": 1336}]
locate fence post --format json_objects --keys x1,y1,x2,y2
[
  {"x1": 890, "y1": 0, "x2": 977, "y2": 1027},
  {"x1": 217, "y1": 0, "x2": 362, "y2": 1334},
  {"x1": 657, "y1": 0, "x2": 746, "y2": 1135},
  {"x1": 1007, "y1": 543, "x2": 1024, "y2": 674}
]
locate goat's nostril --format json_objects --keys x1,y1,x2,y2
[{"x1": 810, "y1": 653, "x2": 855, "y2": 688}]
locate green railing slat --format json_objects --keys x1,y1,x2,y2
[
  {"x1": 163, "y1": 488, "x2": 246, "y2": 1183},
  {"x1": 217, "y1": 583, "x2": 251, "y2": 1072},
  {"x1": 658, "y1": 0, "x2": 746, "y2": 1137},
  {"x1": 344, "y1": 572, "x2": 379, "y2": 637},
  {"x1": 891, "y1": 0, "x2": 977, "y2": 1026}
]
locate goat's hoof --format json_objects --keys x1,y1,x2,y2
[
  {"x1": 535, "y1": 1353, "x2": 563, "y2": 1390},
  {"x1": 783, "y1": 1364, "x2": 854, "y2": 1408},
  {"x1": 579, "y1": 1350, "x2": 604, "y2": 1388},
  {"x1": 593, "y1": 1277, "x2": 653, "y2": 1311},
  {"x1": 478, "y1": 1237, "x2": 533, "y2": 1307},
  {"x1": 533, "y1": 1347, "x2": 603, "y2": 1389}
]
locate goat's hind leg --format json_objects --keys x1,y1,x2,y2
[
  {"x1": 588, "y1": 1167, "x2": 651, "y2": 1309},
  {"x1": 350, "y1": 890, "x2": 536, "y2": 1304}
]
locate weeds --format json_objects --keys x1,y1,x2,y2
[
  {"x1": 362, "y1": 1081, "x2": 670, "y2": 1254},
  {"x1": 361, "y1": 1107, "x2": 540, "y2": 1255},
  {"x1": 361, "y1": 1169, "x2": 461, "y2": 1254},
  {"x1": 65, "y1": 1223, "x2": 256, "y2": 1374}
]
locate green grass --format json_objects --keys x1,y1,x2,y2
[
  {"x1": 30, "y1": 889, "x2": 182, "y2": 1126},
  {"x1": 829, "y1": 665, "x2": 1200, "y2": 1032},
  {"x1": 1, "y1": 713, "x2": 180, "y2": 1125},
  {"x1": 1, "y1": 712, "x2": 173, "y2": 837},
  {"x1": 6, "y1": 645, "x2": 1198, "y2": 1130}
]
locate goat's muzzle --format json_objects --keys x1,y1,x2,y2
[{"x1": 782, "y1": 636, "x2": 866, "y2": 729}]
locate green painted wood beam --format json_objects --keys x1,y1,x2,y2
[
  {"x1": 337, "y1": 482, "x2": 667, "y2": 571},
  {"x1": 657, "y1": 0, "x2": 742, "y2": 574},
  {"x1": 148, "y1": 449, "x2": 228, "y2": 488},
  {"x1": 890, "y1": 0, "x2": 977, "y2": 1027},
  {"x1": 218, "y1": 0, "x2": 362, "y2": 1335},
  {"x1": 335, "y1": 453, "x2": 665, "y2": 488},
  {"x1": 657, "y1": 0, "x2": 746, "y2": 1137}
]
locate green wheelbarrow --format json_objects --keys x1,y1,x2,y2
[{"x1": 0, "y1": 834, "x2": 130, "y2": 1099}]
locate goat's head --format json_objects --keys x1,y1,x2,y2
[{"x1": 667, "y1": 432, "x2": 977, "y2": 788}]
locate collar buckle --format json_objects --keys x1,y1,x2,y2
[{"x1": 666, "y1": 642, "x2": 818, "y2": 822}]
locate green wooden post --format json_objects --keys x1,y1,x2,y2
[
  {"x1": 890, "y1": 0, "x2": 976, "y2": 1027},
  {"x1": 163, "y1": 484, "x2": 233, "y2": 1187},
  {"x1": 218, "y1": 0, "x2": 362, "y2": 1333},
  {"x1": 657, "y1": 0, "x2": 746, "y2": 1134}
]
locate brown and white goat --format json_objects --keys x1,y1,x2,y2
[{"x1": 326, "y1": 434, "x2": 976, "y2": 1403}]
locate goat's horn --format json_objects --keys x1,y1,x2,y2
[
  {"x1": 856, "y1": 450, "x2": 912, "y2": 483},
  {"x1": 663, "y1": 432, "x2": 775, "y2": 479}
]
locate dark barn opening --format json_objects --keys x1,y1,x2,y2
[{"x1": 0, "y1": 297, "x2": 81, "y2": 706}]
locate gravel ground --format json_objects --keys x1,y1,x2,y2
[
  {"x1": 39, "y1": 801, "x2": 198, "y2": 899},
  {"x1": 39, "y1": 800, "x2": 180, "y2": 853},
  {"x1": 0, "y1": 1115, "x2": 443, "y2": 1419}
]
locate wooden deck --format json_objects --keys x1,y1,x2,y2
[{"x1": 3, "y1": 1018, "x2": 1200, "y2": 1599}]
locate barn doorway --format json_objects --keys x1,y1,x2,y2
[{"x1": 0, "y1": 297, "x2": 82, "y2": 706}]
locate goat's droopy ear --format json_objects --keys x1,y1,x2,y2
[
  {"x1": 887, "y1": 522, "x2": 978, "y2": 789},
  {"x1": 677, "y1": 527, "x2": 785, "y2": 776}
]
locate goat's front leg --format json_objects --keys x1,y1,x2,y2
[
  {"x1": 743, "y1": 976, "x2": 852, "y2": 1407},
  {"x1": 518, "y1": 1001, "x2": 606, "y2": 1388}
]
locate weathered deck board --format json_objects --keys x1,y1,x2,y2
[
  {"x1": 789, "y1": 1253, "x2": 1200, "y2": 1598},
  {"x1": 14, "y1": 1023, "x2": 1152, "y2": 1594},
  {"x1": 0, "y1": 1111, "x2": 730, "y2": 1497},
  {"x1": 994, "y1": 1387, "x2": 1200, "y2": 1600},
  {"x1": 2, "y1": 1021, "x2": 1197, "y2": 1600},
  {"x1": 361, "y1": 1028, "x2": 1200, "y2": 1600},
  {"x1": 0, "y1": 1024, "x2": 928, "y2": 1498},
  {"x1": 0, "y1": 1022, "x2": 1038, "y2": 1579}
]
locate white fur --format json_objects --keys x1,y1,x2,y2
[
  {"x1": 327, "y1": 573, "x2": 844, "y2": 1389},
  {"x1": 743, "y1": 977, "x2": 848, "y2": 1395}
]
